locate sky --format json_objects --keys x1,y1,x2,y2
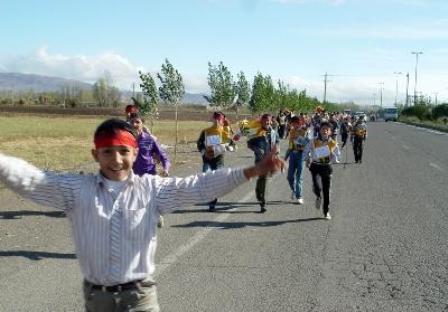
[{"x1": 1, "y1": 0, "x2": 447, "y2": 106}]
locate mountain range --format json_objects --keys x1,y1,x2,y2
[{"x1": 0, "y1": 72, "x2": 208, "y2": 105}]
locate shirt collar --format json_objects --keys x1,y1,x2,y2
[{"x1": 95, "y1": 171, "x2": 136, "y2": 186}]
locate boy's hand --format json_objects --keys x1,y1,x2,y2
[
  {"x1": 244, "y1": 146, "x2": 286, "y2": 179},
  {"x1": 160, "y1": 170, "x2": 169, "y2": 177},
  {"x1": 204, "y1": 146, "x2": 214, "y2": 159}
]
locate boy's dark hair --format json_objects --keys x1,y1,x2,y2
[
  {"x1": 94, "y1": 118, "x2": 138, "y2": 141},
  {"x1": 319, "y1": 120, "x2": 331, "y2": 128},
  {"x1": 261, "y1": 113, "x2": 272, "y2": 120},
  {"x1": 290, "y1": 116, "x2": 300, "y2": 123},
  {"x1": 213, "y1": 111, "x2": 224, "y2": 120},
  {"x1": 129, "y1": 112, "x2": 145, "y2": 122}
]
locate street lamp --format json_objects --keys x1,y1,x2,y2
[
  {"x1": 393, "y1": 72, "x2": 403, "y2": 106},
  {"x1": 411, "y1": 51, "x2": 423, "y2": 105},
  {"x1": 378, "y1": 82, "x2": 384, "y2": 109}
]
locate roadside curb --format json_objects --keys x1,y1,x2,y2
[{"x1": 398, "y1": 120, "x2": 448, "y2": 134}]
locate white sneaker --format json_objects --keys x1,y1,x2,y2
[
  {"x1": 291, "y1": 191, "x2": 296, "y2": 200},
  {"x1": 315, "y1": 197, "x2": 322, "y2": 210},
  {"x1": 297, "y1": 197, "x2": 304, "y2": 205},
  {"x1": 157, "y1": 215, "x2": 164, "y2": 228},
  {"x1": 325, "y1": 212, "x2": 332, "y2": 220}
]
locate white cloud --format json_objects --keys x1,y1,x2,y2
[
  {"x1": 183, "y1": 73, "x2": 209, "y2": 94},
  {"x1": 0, "y1": 47, "x2": 212, "y2": 94},
  {"x1": 0, "y1": 46, "x2": 146, "y2": 90}
]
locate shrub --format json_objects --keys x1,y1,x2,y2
[
  {"x1": 401, "y1": 104, "x2": 430, "y2": 121},
  {"x1": 432, "y1": 103, "x2": 448, "y2": 120}
]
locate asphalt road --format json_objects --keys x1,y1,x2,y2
[{"x1": 0, "y1": 121, "x2": 447, "y2": 312}]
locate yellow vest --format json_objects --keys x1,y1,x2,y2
[
  {"x1": 289, "y1": 127, "x2": 309, "y2": 151},
  {"x1": 239, "y1": 119, "x2": 267, "y2": 139},
  {"x1": 203, "y1": 125, "x2": 231, "y2": 146}
]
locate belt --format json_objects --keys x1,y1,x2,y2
[
  {"x1": 312, "y1": 161, "x2": 330, "y2": 165},
  {"x1": 86, "y1": 279, "x2": 144, "y2": 292}
]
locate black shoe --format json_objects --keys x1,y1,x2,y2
[
  {"x1": 259, "y1": 201, "x2": 266, "y2": 213},
  {"x1": 358, "y1": 159, "x2": 362, "y2": 164},
  {"x1": 208, "y1": 199, "x2": 217, "y2": 211}
]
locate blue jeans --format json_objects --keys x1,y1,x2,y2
[{"x1": 287, "y1": 151, "x2": 304, "y2": 199}]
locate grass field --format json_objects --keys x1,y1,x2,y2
[{"x1": 0, "y1": 114, "x2": 209, "y2": 171}]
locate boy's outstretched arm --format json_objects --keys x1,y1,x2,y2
[
  {"x1": 154, "y1": 147, "x2": 286, "y2": 214},
  {"x1": 0, "y1": 153, "x2": 79, "y2": 210}
]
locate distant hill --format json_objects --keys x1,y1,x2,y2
[
  {"x1": 0, "y1": 72, "x2": 92, "y2": 92},
  {"x1": 0, "y1": 72, "x2": 209, "y2": 105}
]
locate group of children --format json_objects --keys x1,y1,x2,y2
[
  {"x1": 196, "y1": 108, "x2": 368, "y2": 221},
  {"x1": 0, "y1": 105, "x2": 367, "y2": 311}
]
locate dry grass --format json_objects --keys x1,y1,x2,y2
[{"x1": 0, "y1": 115, "x2": 209, "y2": 171}]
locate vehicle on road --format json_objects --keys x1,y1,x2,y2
[
  {"x1": 384, "y1": 107, "x2": 398, "y2": 122},
  {"x1": 353, "y1": 111, "x2": 367, "y2": 122}
]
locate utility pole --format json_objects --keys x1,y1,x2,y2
[
  {"x1": 378, "y1": 82, "x2": 384, "y2": 109},
  {"x1": 132, "y1": 82, "x2": 136, "y2": 98},
  {"x1": 393, "y1": 72, "x2": 402, "y2": 106},
  {"x1": 411, "y1": 51, "x2": 423, "y2": 106},
  {"x1": 323, "y1": 72, "x2": 329, "y2": 104},
  {"x1": 405, "y1": 72, "x2": 410, "y2": 107}
]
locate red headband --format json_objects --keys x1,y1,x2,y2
[{"x1": 94, "y1": 130, "x2": 138, "y2": 149}]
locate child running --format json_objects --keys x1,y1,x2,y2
[{"x1": 303, "y1": 121, "x2": 340, "y2": 220}]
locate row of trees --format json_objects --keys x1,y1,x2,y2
[
  {"x1": 204, "y1": 61, "x2": 338, "y2": 115},
  {"x1": 401, "y1": 103, "x2": 448, "y2": 122}
]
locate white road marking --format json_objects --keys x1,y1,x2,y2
[
  {"x1": 155, "y1": 190, "x2": 255, "y2": 277},
  {"x1": 429, "y1": 162, "x2": 444, "y2": 172},
  {"x1": 397, "y1": 122, "x2": 447, "y2": 136}
]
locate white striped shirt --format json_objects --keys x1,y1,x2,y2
[{"x1": 0, "y1": 153, "x2": 247, "y2": 286}]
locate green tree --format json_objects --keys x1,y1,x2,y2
[
  {"x1": 249, "y1": 72, "x2": 265, "y2": 113},
  {"x1": 233, "y1": 71, "x2": 250, "y2": 118},
  {"x1": 92, "y1": 73, "x2": 121, "y2": 107},
  {"x1": 138, "y1": 71, "x2": 159, "y2": 130},
  {"x1": 157, "y1": 59, "x2": 185, "y2": 161},
  {"x1": 205, "y1": 61, "x2": 235, "y2": 108}
]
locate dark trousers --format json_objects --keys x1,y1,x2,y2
[
  {"x1": 202, "y1": 155, "x2": 224, "y2": 208},
  {"x1": 341, "y1": 133, "x2": 348, "y2": 148},
  {"x1": 309, "y1": 163, "x2": 332, "y2": 214},
  {"x1": 255, "y1": 175, "x2": 267, "y2": 204},
  {"x1": 353, "y1": 137, "x2": 364, "y2": 162}
]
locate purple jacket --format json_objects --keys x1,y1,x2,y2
[{"x1": 133, "y1": 132, "x2": 170, "y2": 176}]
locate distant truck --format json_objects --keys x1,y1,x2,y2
[{"x1": 383, "y1": 107, "x2": 399, "y2": 122}]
